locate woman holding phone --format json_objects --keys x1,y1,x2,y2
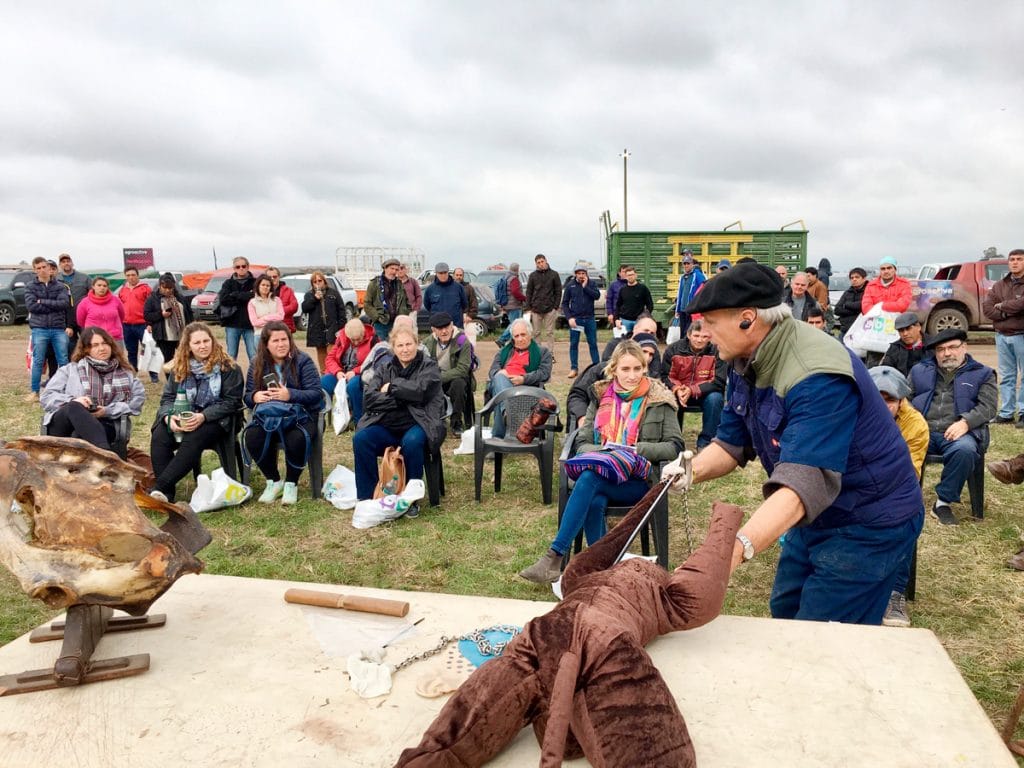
[
  {"x1": 301, "y1": 271, "x2": 345, "y2": 370},
  {"x1": 243, "y1": 321, "x2": 322, "y2": 505},
  {"x1": 148, "y1": 322, "x2": 244, "y2": 502}
]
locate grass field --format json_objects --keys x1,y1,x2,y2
[{"x1": 1, "y1": 324, "x2": 1023, "y2": 756}]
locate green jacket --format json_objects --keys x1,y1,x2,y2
[
  {"x1": 575, "y1": 377, "x2": 683, "y2": 464},
  {"x1": 425, "y1": 332, "x2": 473, "y2": 385},
  {"x1": 363, "y1": 273, "x2": 410, "y2": 325}
]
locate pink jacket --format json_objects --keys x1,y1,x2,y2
[
  {"x1": 247, "y1": 296, "x2": 284, "y2": 328},
  {"x1": 861, "y1": 276, "x2": 912, "y2": 314},
  {"x1": 76, "y1": 290, "x2": 126, "y2": 340}
]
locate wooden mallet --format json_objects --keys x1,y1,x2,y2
[{"x1": 284, "y1": 588, "x2": 410, "y2": 618}]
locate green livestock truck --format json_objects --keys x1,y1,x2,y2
[{"x1": 606, "y1": 223, "x2": 809, "y2": 326}]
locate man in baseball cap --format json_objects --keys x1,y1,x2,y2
[
  {"x1": 673, "y1": 248, "x2": 706, "y2": 334},
  {"x1": 662, "y1": 261, "x2": 924, "y2": 626}
]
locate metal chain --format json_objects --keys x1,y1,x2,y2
[
  {"x1": 681, "y1": 483, "x2": 695, "y2": 556},
  {"x1": 391, "y1": 624, "x2": 521, "y2": 673}
]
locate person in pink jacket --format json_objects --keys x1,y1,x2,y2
[
  {"x1": 247, "y1": 275, "x2": 285, "y2": 329},
  {"x1": 862, "y1": 256, "x2": 913, "y2": 314},
  {"x1": 76, "y1": 277, "x2": 126, "y2": 341}
]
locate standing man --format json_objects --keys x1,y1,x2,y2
[
  {"x1": 560, "y1": 264, "x2": 600, "y2": 378},
  {"x1": 424, "y1": 312, "x2": 474, "y2": 436},
  {"x1": 982, "y1": 248, "x2": 1024, "y2": 426},
  {"x1": 218, "y1": 257, "x2": 257, "y2": 361},
  {"x1": 398, "y1": 263, "x2": 423, "y2": 320},
  {"x1": 495, "y1": 262, "x2": 526, "y2": 347},
  {"x1": 605, "y1": 265, "x2": 628, "y2": 330},
  {"x1": 673, "y1": 250, "x2": 706, "y2": 335},
  {"x1": 423, "y1": 263, "x2": 468, "y2": 328},
  {"x1": 834, "y1": 268, "x2": 868, "y2": 337},
  {"x1": 25, "y1": 257, "x2": 71, "y2": 402},
  {"x1": 363, "y1": 257, "x2": 410, "y2": 341},
  {"x1": 784, "y1": 272, "x2": 820, "y2": 322},
  {"x1": 525, "y1": 253, "x2": 561, "y2": 355},
  {"x1": 265, "y1": 267, "x2": 299, "y2": 333},
  {"x1": 775, "y1": 265, "x2": 790, "y2": 291},
  {"x1": 453, "y1": 267, "x2": 478, "y2": 330},
  {"x1": 667, "y1": 261, "x2": 923, "y2": 625},
  {"x1": 614, "y1": 266, "x2": 653, "y2": 334},
  {"x1": 804, "y1": 266, "x2": 830, "y2": 311},
  {"x1": 57, "y1": 253, "x2": 90, "y2": 305},
  {"x1": 862, "y1": 256, "x2": 912, "y2": 314},
  {"x1": 117, "y1": 267, "x2": 157, "y2": 382}
]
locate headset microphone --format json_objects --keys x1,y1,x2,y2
[{"x1": 739, "y1": 318, "x2": 753, "y2": 330}]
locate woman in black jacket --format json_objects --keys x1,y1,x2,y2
[
  {"x1": 143, "y1": 273, "x2": 193, "y2": 376},
  {"x1": 352, "y1": 326, "x2": 446, "y2": 501},
  {"x1": 149, "y1": 322, "x2": 244, "y2": 502},
  {"x1": 834, "y1": 267, "x2": 868, "y2": 337},
  {"x1": 301, "y1": 271, "x2": 346, "y2": 371}
]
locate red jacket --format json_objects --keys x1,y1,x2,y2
[
  {"x1": 117, "y1": 281, "x2": 151, "y2": 324},
  {"x1": 325, "y1": 323, "x2": 377, "y2": 376},
  {"x1": 661, "y1": 338, "x2": 726, "y2": 401},
  {"x1": 275, "y1": 283, "x2": 299, "y2": 332},
  {"x1": 861, "y1": 276, "x2": 912, "y2": 314}
]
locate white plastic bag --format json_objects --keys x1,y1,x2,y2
[
  {"x1": 453, "y1": 426, "x2": 491, "y2": 455},
  {"x1": 323, "y1": 464, "x2": 358, "y2": 510},
  {"x1": 612, "y1": 325, "x2": 626, "y2": 339},
  {"x1": 665, "y1": 319, "x2": 681, "y2": 346},
  {"x1": 352, "y1": 480, "x2": 426, "y2": 529},
  {"x1": 189, "y1": 467, "x2": 252, "y2": 513},
  {"x1": 138, "y1": 329, "x2": 164, "y2": 374},
  {"x1": 843, "y1": 303, "x2": 900, "y2": 355},
  {"x1": 332, "y1": 382, "x2": 351, "y2": 434}
]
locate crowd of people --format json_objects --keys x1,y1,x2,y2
[{"x1": 19, "y1": 249, "x2": 1024, "y2": 630}]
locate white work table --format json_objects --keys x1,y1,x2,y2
[{"x1": 0, "y1": 573, "x2": 1013, "y2": 767}]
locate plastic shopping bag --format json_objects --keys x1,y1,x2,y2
[
  {"x1": 352, "y1": 480, "x2": 426, "y2": 529},
  {"x1": 138, "y1": 329, "x2": 164, "y2": 374},
  {"x1": 843, "y1": 303, "x2": 900, "y2": 355},
  {"x1": 453, "y1": 426, "x2": 491, "y2": 455},
  {"x1": 323, "y1": 464, "x2": 358, "y2": 510},
  {"x1": 665, "y1": 317, "x2": 681, "y2": 346},
  {"x1": 189, "y1": 467, "x2": 252, "y2": 513},
  {"x1": 332, "y1": 382, "x2": 351, "y2": 434}
]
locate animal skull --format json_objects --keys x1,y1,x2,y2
[{"x1": 0, "y1": 436, "x2": 210, "y2": 616}]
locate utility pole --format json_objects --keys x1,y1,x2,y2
[{"x1": 620, "y1": 148, "x2": 631, "y2": 232}]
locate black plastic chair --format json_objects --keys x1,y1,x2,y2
[
  {"x1": 555, "y1": 428, "x2": 669, "y2": 568},
  {"x1": 921, "y1": 449, "x2": 986, "y2": 520},
  {"x1": 40, "y1": 413, "x2": 131, "y2": 460},
  {"x1": 191, "y1": 411, "x2": 245, "y2": 482},
  {"x1": 241, "y1": 404, "x2": 326, "y2": 500},
  {"x1": 474, "y1": 385, "x2": 561, "y2": 505}
]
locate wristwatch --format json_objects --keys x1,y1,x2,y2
[{"x1": 736, "y1": 533, "x2": 755, "y2": 562}]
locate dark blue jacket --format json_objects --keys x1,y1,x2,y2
[
  {"x1": 560, "y1": 279, "x2": 600, "y2": 320},
  {"x1": 423, "y1": 277, "x2": 467, "y2": 322},
  {"x1": 26, "y1": 279, "x2": 71, "y2": 329},
  {"x1": 605, "y1": 277, "x2": 627, "y2": 317},
  {"x1": 909, "y1": 356, "x2": 993, "y2": 450},
  {"x1": 243, "y1": 351, "x2": 323, "y2": 421}
]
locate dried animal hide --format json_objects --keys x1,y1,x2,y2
[{"x1": 0, "y1": 436, "x2": 210, "y2": 616}]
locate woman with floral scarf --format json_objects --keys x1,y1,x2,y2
[
  {"x1": 148, "y1": 322, "x2": 244, "y2": 502},
  {"x1": 520, "y1": 340, "x2": 683, "y2": 583},
  {"x1": 41, "y1": 326, "x2": 146, "y2": 452}
]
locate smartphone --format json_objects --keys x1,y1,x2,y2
[{"x1": 262, "y1": 373, "x2": 280, "y2": 390}]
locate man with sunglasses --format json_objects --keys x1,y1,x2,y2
[
  {"x1": 218, "y1": 257, "x2": 257, "y2": 361},
  {"x1": 908, "y1": 329, "x2": 996, "y2": 525}
]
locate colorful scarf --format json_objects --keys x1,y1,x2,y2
[
  {"x1": 593, "y1": 377, "x2": 651, "y2": 447},
  {"x1": 565, "y1": 446, "x2": 652, "y2": 482},
  {"x1": 76, "y1": 357, "x2": 135, "y2": 406},
  {"x1": 185, "y1": 359, "x2": 222, "y2": 410}
]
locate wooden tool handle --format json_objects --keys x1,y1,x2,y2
[{"x1": 284, "y1": 588, "x2": 410, "y2": 617}]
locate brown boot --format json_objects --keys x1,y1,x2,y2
[
  {"x1": 1007, "y1": 548, "x2": 1024, "y2": 571},
  {"x1": 987, "y1": 454, "x2": 1024, "y2": 484},
  {"x1": 518, "y1": 550, "x2": 563, "y2": 583}
]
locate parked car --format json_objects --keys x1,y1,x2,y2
[
  {"x1": 827, "y1": 273, "x2": 850, "y2": 309},
  {"x1": 287, "y1": 273, "x2": 359, "y2": 331},
  {"x1": 190, "y1": 267, "x2": 266, "y2": 324},
  {"x1": 0, "y1": 269, "x2": 34, "y2": 325},
  {"x1": 416, "y1": 283, "x2": 504, "y2": 337},
  {"x1": 556, "y1": 271, "x2": 608, "y2": 327}
]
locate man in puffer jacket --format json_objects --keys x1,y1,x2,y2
[
  {"x1": 862, "y1": 256, "x2": 912, "y2": 314},
  {"x1": 661, "y1": 320, "x2": 727, "y2": 449},
  {"x1": 422, "y1": 262, "x2": 467, "y2": 325},
  {"x1": 25, "y1": 256, "x2": 72, "y2": 401}
]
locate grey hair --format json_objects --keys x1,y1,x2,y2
[
  {"x1": 754, "y1": 304, "x2": 793, "y2": 326},
  {"x1": 510, "y1": 317, "x2": 533, "y2": 335}
]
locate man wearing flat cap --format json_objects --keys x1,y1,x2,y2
[
  {"x1": 423, "y1": 262, "x2": 468, "y2": 329},
  {"x1": 424, "y1": 312, "x2": 475, "y2": 436},
  {"x1": 878, "y1": 312, "x2": 928, "y2": 376},
  {"x1": 662, "y1": 261, "x2": 924, "y2": 626},
  {"x1": 908, "y1": 329, "x2": 996, "y2": 526},
  {"x1": 364, "y1": 257, "x2": 410, "y2": 340}
]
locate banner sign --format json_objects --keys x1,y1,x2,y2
[{"x1": 123, "y1": 248, "x2": 154, "y2": 272}]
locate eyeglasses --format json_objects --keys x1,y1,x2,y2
[
  {"x1": 234, "y1": 264, "x2": 248, "y2": 270},
  {"x1": 936, "y1": 342, "x2": 964, "y2": 354}
]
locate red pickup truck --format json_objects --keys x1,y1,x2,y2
[{"x1": 908, "y1": 258, "x2": 1009, "y2": 335}]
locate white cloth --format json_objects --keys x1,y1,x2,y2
[{"x1": 346, "y1": 648, "x2": 393, "y2": 698}]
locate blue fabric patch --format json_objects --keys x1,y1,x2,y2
[{"x1": 458, "y1": 627, "x2": 522, "y2": 668}]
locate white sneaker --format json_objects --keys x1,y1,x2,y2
[
  {"x1": 258, "y1": 480, "x2": 285, "y2": 503},
  {"x1": 281, "y1": 482, "x2": 299, "y2": 505},
  {"x1": 149, "y1": 490, "x2": 169, "y2": 503}
]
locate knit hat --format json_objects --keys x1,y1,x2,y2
[
  {"x1": 632, "y1": 332, "x2": 659, "y2": 355},
  {"x1": 869, "y1": 366, "x2": 911, "y2": 400},
  {"x1": 429, "y1": 312, "x2": 453, "y2": 328},
  {"x1": 686, "y1": 261, "x2": 785, "y2": 314},
  {"x1": 879, "y1": 256, "x2": 898, "y2": 267}
]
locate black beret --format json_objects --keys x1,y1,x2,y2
[
  {"x1": 686, "y1": 261, "x2": 785, "y2": 314},
  {"x1": 429, "y1": 311, "x2": 453, "y2": 328},
  {"x1": 924, "y1": 328, "x2": 967, "y2": 350}
]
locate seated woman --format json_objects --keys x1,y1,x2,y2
[
  {"x1": 321, "y1": 318, "x2": 378, "y2": 423},
  {"x1": 519, "y1": 340, "x2": 683, "y2": 583},
  {"x1": 41, "y1": 326, "x2": 146, "y2": 453},
  {"x1": 75, "y1": 276, "x2": 126, "y2": 345},
  {"x1": 243, "y1": 321, "x2": 322, "y2": 505},
  {"x1": 352, "y1": 325, "x2": 446, "y2": 503},
  {"x1": 149, "y1": 322, "x2": 244, "y2": 502},
  {"x1": 247, "y1": 275, "x2": 285, "y2": 331}
]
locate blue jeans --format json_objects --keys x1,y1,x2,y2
[
  {"x1": 552, "y1": 470, "x2": 649, "y2": 555},
  {"x1": 225, "y1": 327, "x2": 256, "y2": 362},
  {"x1": 770, "y1": 514, "x2": 922, "y2": 624},
  {"x1": 927, "y1": 431, "x2": 980, "y2": 504},
  {"x1": 123, "y1": 323, "x2": 146, "y2": 370},
  {"x1": 489, "y1": 372, "x2": 515, "y2": 438},
  {"x1": 31, "y1": 328, "x2": 70, "y2": 393},
  {"x1": 352, "y1": 424, "x2": 427, "y2": 500},
  {"x1": 620, "y1": 319, "x2": 637, "y2": 334},
  {"x1": 322, "y1": 374, "x2": 365, "y2": 422},
  {"x1": 995, "y1": 332, "x2": 1024, "y2": 418},
  {"x1": 496, "y1": 308, "x2": 522, "y2": 346},
  {"x1": 695, "y1": 391, "x2": 724, "y2": 449},
  {"x1": 372, "y1": 322, "x2": 392, "y2": 342},
  {"x1": 892, "y1": 510, "x2": 926, "y2": 595},
  {"x1": 568, "y1": 317, "x2": 599, "y2": 371}
]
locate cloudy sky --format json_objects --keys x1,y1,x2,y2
[{"x1": 1, "y1": 2, "x2": 1021, "y2": 275}]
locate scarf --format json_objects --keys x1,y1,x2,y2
[
  {"x1": 88, "y1": 289, "x2": 113, "y2": 304},
  {"x1": 161, "y1": 294, "x2": 185, "y2": 336},
  {"x1": 76, "y1": 357, "x2": 135, "y2": 406},
  {"x1": 593, "y1": 377, "x2": 651, "y2": 447},
  {"x1": 497, "y1": 339, "x2": 541, "y2": 371},
  {"x1": 380, "y1": 275, "x2": 400, "y2": 322},
  {"x1": 185, "y1": 360, "x2": 222, "y2": 410}
]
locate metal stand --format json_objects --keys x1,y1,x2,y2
[
  {"x1": 1001, "y1": 682, "x2": 1024, "y2": 758},
  {"x1": 0, "y1": 604, "x2": 162, "y2": 696}
]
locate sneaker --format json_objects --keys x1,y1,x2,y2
[
  {"x1": 149, "y1": 490, "x2": 169, "y2": 504},
  {"x1": 281, "y1": 482, "x2": 298, "y2": 505},
  {"x1": 931, "y1": 500, "x2": 958, "y2": 526},
  {"x1": 404, "y1": 502, "x2": 420, "y2": 519},
  {"x1": 258, "y1": 480, "x2": 285, "y2": 503},
  {"x1": 23, "y1": 392, "x2": 39, "y2": 403},
  {"x1": 882, "y1": 591, "x2": 911, "y2": 627}
]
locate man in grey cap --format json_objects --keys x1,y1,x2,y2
[
  {"x1": 878, "y1": 312, "x2": 927, "y2": 376},
  {"x1": 673, "y1": 249, "x2": 705, "y2": 335},
  {"x1": 423, "y1": 262, "x2": 467, "y2": 327},
  {"x1": 363, "y1": 257, "x2": 409, "y2": 339}
]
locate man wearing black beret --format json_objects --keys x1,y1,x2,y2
[
  {"x1": 663, "y1": 261, "x2": 924, "y2": 625},
  {"x1": 424, "y1": 312, "x2": 475, "y2": 437}
]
